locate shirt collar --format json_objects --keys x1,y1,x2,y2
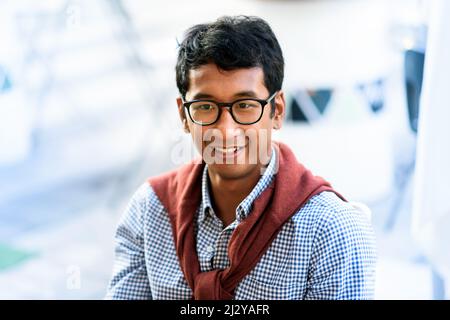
[
  {"x1": 199, "y1": 146, "x2": 277, "y2": 223},
  {"x1": 199, "y1": 165, "x2": 214, "y2": 222}
]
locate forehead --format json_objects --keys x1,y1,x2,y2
[{"x1": 187, "y1": 64, "x2": 267, "y2": 100}]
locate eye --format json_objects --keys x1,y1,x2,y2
[
  {"x1": 192, "y1": 103, "x2": 214, "y2": 111},
  {"x1": 236, "y1": 101, "x2": 258, "y2": 109}
]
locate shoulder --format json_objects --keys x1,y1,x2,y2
[
  {"x1": 120, "y1": 182, "x2": 167, "y2": 225},
  {"x1": 296, "y1": 193, "x2": 377, "y2": 299},
  {"x1": 148, "y1": 160, "x2": 200, "y2": 192},
  {"x1": 147, "y1": 161, "x2": 203, "y2": 211},
  {"x1": 293, "y1": 191, "x2": 376, "y2": 248}
]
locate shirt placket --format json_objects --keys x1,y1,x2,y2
[
  {"x1": 212, "y1": 222, "x2": 236, "y2": 270},
  {"x1": 197, "y1": 208, "x2": 223, "y2": 272}
]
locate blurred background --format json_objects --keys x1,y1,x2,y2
[{"x1": 1, "y1": 0, "x2": 449, "y2": 299}]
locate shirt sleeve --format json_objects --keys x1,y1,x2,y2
[
  {"x1": 304, "y1": 204, "x2": 377, "y2": 300},
  {"x1": 105, "y1": 183, "x2": 152, "y2": 300}
]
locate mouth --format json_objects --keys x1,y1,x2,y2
[
  {"x1": 214, "y1": 146, "x2": 244, "y2": 153},
  {"x1": 212, "y1": 145, "x2": 246, "y2": 161}
]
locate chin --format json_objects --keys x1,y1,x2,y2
[{"x1": 208, "y1": 163, "x2": 259, "y2": 180}]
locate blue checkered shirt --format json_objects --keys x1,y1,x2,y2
[{"x1": 106, "y1": 148, "x2": 377, "y2": 300}]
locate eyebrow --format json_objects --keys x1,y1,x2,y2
[{"x1": 191, "y1": 90, "x2": 259, "y2": 100}]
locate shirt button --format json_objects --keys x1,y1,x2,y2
[{"x1": 206, "y1": 245, "x2": 214, "y2": 253}]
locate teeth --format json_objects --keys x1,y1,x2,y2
[{"x1": 215, "y1": 147, "x2": 238, "y2": 154}]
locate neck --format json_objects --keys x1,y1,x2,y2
[
  {"x1": 206, "y1": 145, "x2": 274, "y2": 227},
  {"x1": 208, "y1": 167, "x2": 262, "y2": 227}
]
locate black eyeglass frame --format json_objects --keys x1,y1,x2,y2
[{"x1": 182, "y1": 91, "x2": 278, "y2": 126}]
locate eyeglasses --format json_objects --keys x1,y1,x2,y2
[{"x1": 182, "y1": 91, "x2": 278, "y2": 126}]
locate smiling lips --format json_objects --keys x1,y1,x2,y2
[
  {"x1": 211, "y1": 144, "x2": 247, "y2": 159},
  {"x1": 214, "y1": 146, "x2": 245, "y2": 154}
]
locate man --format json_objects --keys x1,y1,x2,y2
[{"x1": 106, "y1": 15, "x2": 377, "y2": 300}]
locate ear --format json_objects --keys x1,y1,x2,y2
[
  {"x1": 272, "y1": 90, "x2": 285, "y2": 130},
  {"x1": 177, "y1": 97, "x2": 190, "y2": 133}
]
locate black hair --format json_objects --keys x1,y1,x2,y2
[{"x1": 175, "y1": 15, "x2": 284, "y2": 116}]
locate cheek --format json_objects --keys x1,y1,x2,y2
[
  {"x1": 244, "y1": 123, "x2": 272, "y2": 150},
  {"x1": 190, "y1": 126, "x2": 221, "y2": 151},
  {"x1": 189, "y1": 125, "x2": 204, "y2": 150},
  {"x1": 253, "y1": 116, "x2": 273, "y2": 141},
  {"x1": 256, "y1": 118, "x2": 273, "y2": 150}
]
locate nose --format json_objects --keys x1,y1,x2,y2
[
  {"x1": 214, "y1": 106, "x2": 239, "y2": 131},
  {"x1": 211, "y1": 107, "x2": 243, "y2": 144},
  {"x1": 205, "y1": 107, "x2": 244, "y2": 146}
]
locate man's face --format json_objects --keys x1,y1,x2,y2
[{"x1": 177, "y1": 63, "x2": 285, "y2": 180}]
